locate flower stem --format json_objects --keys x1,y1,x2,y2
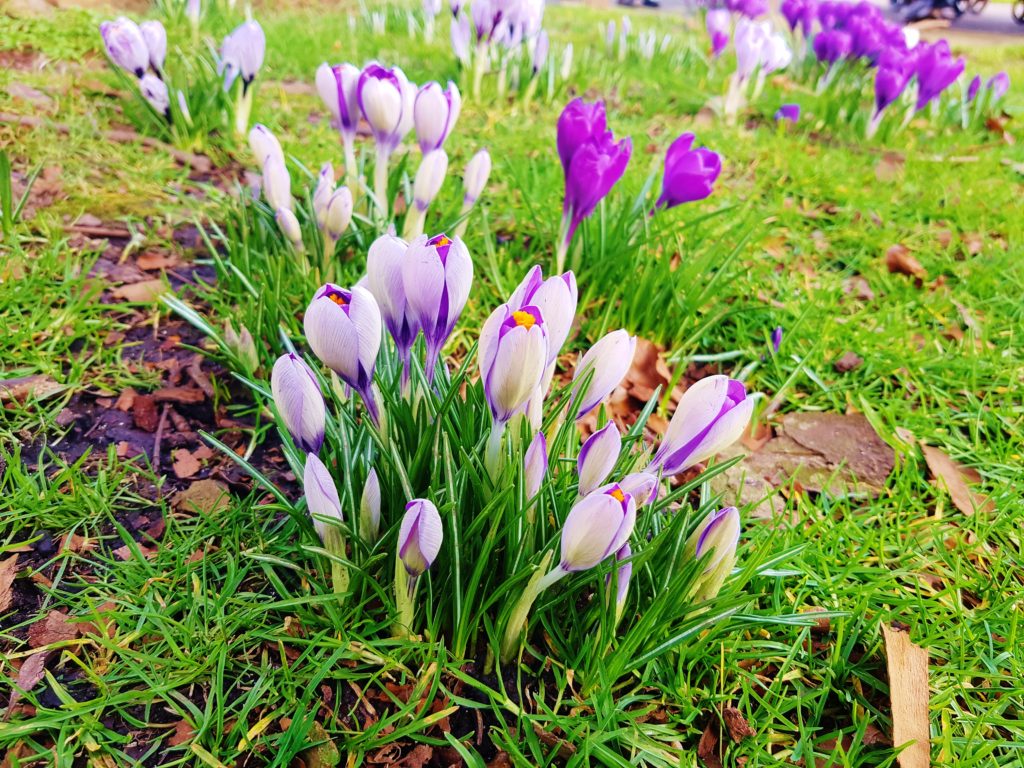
[
  {"x1": 343, "y1": 135, "x2": 358, "y2": 184},
  {"x1": 323, "y1": 526, "x2": 349, "y2": 596},
  {"x1": 472, "y1": 42, "x2": 488, "y2": 100},
  {"x1": 485, "y1": 420, "x2": 506, "y2": 481},
  {"x1": 498, "y1": 554, "x2": 563, "y2": 663},
  {"x1": 554, "y1": 213, "x2": 571, "y2": 274},
  {"x1": 373, "y1": 146, "x2": 391, "y2": 220},
  {"x1": 393, "y1": 557, "x2": 416, "y2": 638},
  {"x1": 234, "y1": 82, "x2": 254, "y2": 136},
  {"x1": 403, "y1": 206, "x2": 426, "y2": 240}
]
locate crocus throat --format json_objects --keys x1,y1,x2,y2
[
  {"x1": 324, "y1": 287, "x2": 350, "y2": 307},
  {"x1": 427, "y1": 233, "x2": 452, "y2": 261},
  {"x1": 512, "y1": 310, "x2": 536, "y2": 329},
  {"x1": 609, "y1": 488, "x2": 625, "y2": 502}
]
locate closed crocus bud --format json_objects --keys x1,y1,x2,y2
[
  {"x1": 762, "y1": 33, "x2": 792, "y2": 73},
  {"x1": 462, "y1": 149, "x2": 491, "y2": 206},
  {"x1": 556, "y1": 98, "x2": 607, "y2": 177},
  {"x1": 360, "y1": 469, "x2": 382, "y2": 543},
  {"x1": 532, "y1": 29, "x2": 549, "y2": 75},
  {"x1": 451, "y1": 13, "x2": 472, "y2": 64},
  {"x1": 651, "y1": 375, "x2": 753, "y2": 477},
  {"x1": 304, "y1": 284, "x2": 383, "y2": 422},
  {"x1": 100, "y1": 17, "x2": 149, "y2": 78},
  {"x1": 275, "y1": 207, "x2": 304, "y2": 250},
  {"x1": 619, "y1": 472, "x2": 659, "y2": 507},
  {"x1": 324, "y1": 187, "x2": 354, "y2": 240},
  {"x1": 988, "y1": 71, "x2": 1010, "y2": 100},
  {"x1": 139, "y1": 73, "x2": 170, "y2": 116},
  {"x1": 578, "y1": 421, "x2": 621, "y2": 496},
  {"x1": 413, "y1": 150, "x2": 449, "y2": 212},
  {"x1": 219, "y1": 20, "x2": 265, "y2": 91},
  {"x1": 367, "y1": 233, "x2": 419, "y2": 366},
  {"x1": 248, "y1": 124, "x2": 282, "y2": 165},
  {"x1": 812, "y1": 28, "x2": 851, "y2": 66},
  {"x1": 270, "y1": 353, "x2": 325, "y2": 454},
  {"x1": 261, "y1": 153, "x2": 292, "y2": 212},
  {"x1": 609, "y1": 542, "x2": 632, "y2": 612},
  {"x1": 316, "y1": 62, "x2": 341, "y2": 122},
  {"x1": 915, "y1": 41, "x2": 964, "y2": 111},
  {"x1": 686, "y1": 506, "x2": 740, "y2": 601},
  {"x1": 562, "y1": 130, "x2": 631, "y2": 249},
  {"x1": 508, "y1": 266, "x2": 577, "y2": 365},
  {"x1": 304, "y1": 453, "x2": 343, "y2": 541},
  {"x1": 655, "y1": 133, "x2": 722, "y2": 211},
  {"x1": 524, "y1": 431, "x2": 548, "y2": 500},
  {"x1": 140, "y1": 21, "x2": 166, "y2": 74},
  {"x1": 358, "y1": 62, "x2": 410, "y2": 152},
  {"x1": 177, "y1": 91, "x2": 192, "y2": 126},
  {"x1": 770, "y1": 326, "x2": 783, "y2": 353},
  {"x1": 967, "y1": 74, "x2": 982, "y2": 103},
  {"x1": 735, "y1": 18, "x2": 769, "y2": 79},
  {"x1": 402, "y1": 234, "x2": 473, "y2": 381},
  {"x1": 398, "y1": 499, "x2": 444, "y2": 576},
  {"x1": 414, "y1": 81, "x2": 461, "y2": 154},
  {"x1": 224, "y1": 322, "x2": 259, "y2": 374},
  {"x1": 313, "y1": 163, "x2": 335, "y2": 227},
  {"x1": 559, "y1": 483, "x2": 636, "y2": 572},
  {"x1": 560, "y1": 42, "x2": 574, "y2": 81},
  {"x1": 569, "y1": 330, "x2": 637, "y2": 421},
  {"x1": 705, "y1": 9, "x2": 730, "y2": 58},
  {"x1": 874, "y1": 65, "x2": 911, "y2": 115},
  {"x1": 478, "y1": 303, "x2": 549, "y2": 424}
]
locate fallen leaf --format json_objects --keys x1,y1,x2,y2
[
  {"x1": 875, "y1": 152, "x2": 905, "y2": 182},
  {"x1": 0, "y1": 375, "x2": 66, "y2": 402},
  {"x1": 172, "y1": 449, "x2": 202, "y2": 479},
  {"x1": 153, "y1": 386, "x2": 205, "y2": 404},
  {"x1": 885, "y1": 245, "x2": 926, "y2": 280},
  {"x1": 396, "y1": 744, "x2": 431, "y2": 768},
  {"x1": 28, "y1": 610, "x2": 80, "y2": 648},
  {"x1": 697, "y1": 720, "x2": 722, "y2": 768},
  {"x1": 881, "y1": 625, "x2": 930, "y2": 768},
  {"x1": 132, "y1": 394, "x2": 160, "y2": 432},
  {"x1": 0, "y1": 555, "x2": 18, "y2": 612},
  {"x1": 111, "y1": 279, "x2": 166, "y2": 303},
  {"x1": 114, "y1": 387, "x2": 138, "y2": 411},
  {"x1": 136, "y1": 252, "x2": 179, "y2": 270},
  {"x1": 7, "y1": 651, "x2": 50, "y2": 712},
  {"x1": 920, "y1": 445, "x2": 992, "y2": 515},
  {"x1": 722, "y1": 706, "x2": 755, "y2": 743},
  {"x1": 167, "y1": 719, "x2": 195, "y2": 747},
  {"x1": 834, "y1": 352, "x2": 864, "y2": 373},
  {"x1": 172, "y1": 479, "x2": 230, "y2": 515},
  {"x1": 843, "y1": 275, "x2": 875, "y2": 302}
]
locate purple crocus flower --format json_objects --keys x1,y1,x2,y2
[
  {"x1": 219, "y1": 20, "x2": 265, "y2": 92},
  {"x1": 655, "y1": 133, "x2": 722, "y2": 211},
  {"x1": 358, "y1": 62, "x2": 414, "y2": 153},
  {"x1": 478, "y1": 303, "x2": 549, "y2": 425},
  {"x1": 366, "y1": 233, "x2": 419, "y2": 380},
  {"x1": 398, "y1": 499, "x2": 444, "y2": 577},
  {"x1": 401, "y1": 233, "x2": 473, "y2": 383},
  {"x1": 650, "y1": 375, "x2": 753, "y2": 476},
  {"x1": 556, "y1": 98, "x2": 607, "y2": 176},
  {"x1": 578, "y1": 421, "x2": 622, "y2": 496},
  {"x1": 812, "y1": 29, "x2": 852, "y2": 65},
  {"x1": 967, "y1": 75, "x2": 982, "y2": 103},
  {"x1": 988, "y1": 71, "x2": 1010, "y2": 100},
  {"x1": 874, "y1": 64, "x2": 911, "y2": 114},
  {"x1": 140, "y1": 21, "x2": 167, "y2": 75},
  {"x1": 608, "y1": 542, "x2": 632, "y2": 613},
  {"x1": 771, "y1": 326, "x2": 783, "y2": 352},
  {"x1": 781, "y1": 0, "x2": 805, "y2": 32},
  {"x1": 706, "y1": 9, "x2": 731, "y2": 58},
  {"x1": 563, "y1": 131, "x2": 632, "y2": 246},
  {"x1": 915, "y1": 41, "x2": 965, "y2": 111},
  {"x1": 775, "y1": 104, "x2": 800, "y2": 123},
  {"x1": 270, "y1": 353, "x2": 326, "y2": 455},
  {"x1": 559, "y1": 483, "x2": 636, "y2": 572},
  {"x1": 414, "y1": 81, "x2": 461, "y2": 154},
  {"x1": 100, "y1": 17, "x2": 149, "y2": 78},
  {"x1": 507, "y1": 266, "x2": 578, "y2": 366}
]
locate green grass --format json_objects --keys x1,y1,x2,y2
[{"x1": 2, "y1": 1, "x2": 1023, "y2": 766}]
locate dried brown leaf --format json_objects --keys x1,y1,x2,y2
[
  {"x1": 7, "y1": 651, "x2": 50, "y2": 712},
  {"x1": 834, "y1": 352, "x2": 864, "y2": 373},
  {"x1": 885, "y1": 245, "x2": 926, "y2": 280},
  {"x1": 111, "y1": 279, "x2": 166, "y2": 303},
  {"x1": 172, "y1": 479, "x2": 230, "y2": 515},
  {"x1": 0, "y1": 555, "x2": 18, "y2": 613},
  {"x1": 172, "y1": 449, "x2": 202, "y2": 479},
  {"x1": 27, "y1": 610, "x2": 80, "y2": 648},
  {"x1": 722, "y1": 706, "x2": 756, "y2": 743},
  {"x1": 920, "y1": 445, "x2": 993, "y2": 516},
  {"x1": 0, "y1": 375, "x2": 66, "y2": 402},
  {"x1": 153, "y1": 386, "x2": 205, "y2": 404}
]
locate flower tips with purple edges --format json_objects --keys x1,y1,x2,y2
[
  {"x1": 577, "y1": 422, "x2": 622, "y2": 496},
  {"x1": 655, "y1": 133, "x2": 722, "y2": 211},
  {"x1": 775, "y1": 104, "x2": 800, "y2": 123},
  {"x1": 398, "y1": 499, "x2": 444, "y2": 576},
  {"x1": 270, "y1": 353, "x2": 326, "y2": 455},
  {"x1": 569, "y1": 330, "x2": 636, "y2": 421},
  {"x1": 559, "y1": 483, "x2": 636, "y2": 572}
]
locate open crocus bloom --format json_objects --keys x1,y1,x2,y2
[
  {"x1": 478, "y1": 303, "x2": 549, "y2": 424},
  {"x1": 655, "y1": 133, "x2": 722, "y2": 210}
]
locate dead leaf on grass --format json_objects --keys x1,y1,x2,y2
[
  {"x1": 153, "y1": 386, "x2": 205, "y2": 404},
  {"x1": 697, "y1": 720, "x2": 722, "y2": 768},
  {"x1": 885, "y1": 245, "x2": 926, "y2": 280},
  {"x1": 6, "y1": 651, "x2": 50, "y2": 713},
  {"x1": 0, "y1": 555, "x2": 18, "y2": 612},
  {"x1": 172, "y1": 479, "x2": 230, "y2": 515},
  {"x1": 722, "y1": 706, "x2": 755, "y2": 743},
  {"x1": 172, "y1": 449, "x2": 202, "y2": 479},
  {"x1": 881, "y1": 624, "x2": 930, "y2": 768},
  {"x1": 27, "y1": 610, "x2": 80, "y2": 648},
  {"x1": 167, "y1": 719, "x2": 196, "y2": 747},
  {"x1": 136, "y1": 252, "x2": 179, "y2": 271},
  {"x1": 920, "y1": 444, "x2": 993, "y2": 516},
  {"x1": 875, "y1": 152, "x2": 905, "y2": 182},
  {"x1": 0, "y1": 375, "x2": 66, "y2": 402},
  {"x1": 834, "y1": 351, "x2": 864, "y2": 373},
  {"x1": 111, "y1": 279, "x2": 166, "y2": 303}
]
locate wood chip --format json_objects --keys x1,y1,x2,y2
[
  {"x1": 920, "y1": 445, "x2": 993, "y2": 516},
  {"x1": 722, "y1": 706, "x2": 755, "y2": 743},
  {"x1": 881, "y1": 625, "x2": 930, "y2": 768},
  {"x1": 153, "y1": 386, "x2": 205, "y2": 404},
  {"x1": 0, "y1": 555, "x2": 18, "y2": 613}
]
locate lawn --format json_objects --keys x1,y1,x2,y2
[{"x1": 1, "y1": 1, "x2": 1023, "y2": 766}]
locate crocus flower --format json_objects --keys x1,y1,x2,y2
[
  {"x1": 560, "y1": 42, "x2": 574, "y2": 80},
  {"x1": 140, "y1": 21, "x2": 166, "y2": 75},
  {"x1": 532, "y1": 29, "x2": 549, "y2": 74},
  {"x1": 270, "y1": 353, "x2": 325, "y2": 454},
  {"x1": 360, "y1": 469, "x2": 381, "y2": 543},
  {"x1": 578, "y1": 422, "x2": 622, "y2": 496},
  {"x1": 401, "y1": 233, "x2": 473, "y2": 382},
  {"x1": 316, "y1": 62, "x2": 362, "y2": 169},
  {"x1": 261, "y1": 152, "x2": 292, "y2": 212},
  {"x1": 569, "y1": 330, "x2": 636, "y2": 421},
  {"x1": 619, "y1": 472, "x2": 659, "y2": 507},
  {"x1": 219, "y1": 20, "x2": 265, "y2": 92},
  {"x1": 412, "y1": 150, "x2": 449, "y2": 212},
  {"x1": 556, "y1": 98, "x2": 607, "y2": 176},
  {"x1": 651, "y1": 375, "x2": 752, "y2": 476},
  {"x1": 139, "y1": 73, "x2": 170, "y2": 116},
  {"x1": 685, "y1": 506, "x2": 740, "y2": 600},
  {"x1": 398, "y1": 499, "x2": 444, "y2": 576},
  {"x1": 451, "y1": 13, "x2": 472, "y2": 64},
  {"x1": 323, "y1": 187, "x2": 354, "y2": 242},
  {"x1": 100, "y1": 18, "x2": 149, "y2": 78},
  {"x1": 967, "y1": 75, "x2": 982, "y2": 103},
  {"x1": 524, "y1": 431, "x2": 548, "y2": 500},
  {"x1": 874, "y1": 64, "x2": 911, "y2": 114},
  {"x1": 304, "y1": 453, "x2": 343, "y2": 541},
  {"x1": 655, "y1": 133, "x2": 722, "y2": 210},
  {"x1": 414, "y1": 81, "x2": 461, "y2": 154},
  {"x1": 762, "y1": 33, "x2": 793, "y2": 73},
  {"x1": 609, "y1": 542, "x2": 632, "y2": 615},
  {"x1": 775, "y1": 104, "x2": 801, "y2": 123},
  {"x1": 507, "y1": 266, "x2": 578, "y2": 366},
  {"x1": 313, "y1": 164, "x2": 335, "y2": 227},
  {"x1": 559, "y1": 483, "x2": 636, "y2": 572},
  {"x1": 988, "y1": 71, "x2": 1010, "y2": 100},
  {"x1": 915, "y1": 41, "x2": 964, "y2": 110},
  {"x1": 771, "y1": 325, "x2": 783, "y2": 352},
  {"x1": 304, "y1": 284, "x2": 383, "y2": 424},
  {"x1": 812, "y1": 29, "x2": 851, "y2": 65},
  {"x1": 706, "y1": 9, "x2": 731, "y2": 58},
  {"x1": 734, "y1": 18, "x2": 769, "y2": 81},
  {"x1": 186, "y1": 0, "x2": 201, "y2": 27},
  {"x1": 358, "y1": 62, "x2": 414, "y2": 153},
  {"x1": 462, "y1": 149, "x2": 492, "y2": 206},
  {"x1": 478, "y1": 303, "x2": 548, "y2": 424},
  {"x1": 275, "y1": 207, "x2": 303, "y2": 250},
  {"x1": 249, "y1": 123, "x2": 282, "y2": 165},
  {"x1": 561, "y1": 131, "x2": 632, "y2": 254},
  {"x1": 367, "y1": 233, "x2": 419, "y2": 377},
  {"x1": 780, "y1": 0, "x2": 805, "y2": 32}
]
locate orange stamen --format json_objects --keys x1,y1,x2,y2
[
  {"x1": 512, "y1": 310, "x2": 536, "y2": 329},
  {"x1": 609, "y1": 488, "x2": 625, "y2": 502}
]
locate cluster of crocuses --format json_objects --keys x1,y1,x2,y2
[
  {"x1": 267, "y1": 225, "x2": 755, "y2": 657},
  {"x1": 602, "y1": 18, "x2": 672, "y2": 63},
  {"x1": 450, "y1": 0, "x2": 550, "y2": 99},
  {"x1": 99, "y1": 15, "x2": 265, "y2": 136},
  {"x1": 554, "y1": 98, "x2": 723, "y2": 272},
  {"x1": 313, "y1": 59, "x2": 485, "y2": 232},
  {"x1": 779, "y1": 0, "x2": 1009, "y2": 136}
]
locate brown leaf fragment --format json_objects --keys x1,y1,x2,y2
[
  {"x1": 7, "y1": 651, "x2": 51, "y2": 712},
  {"x1": 875, "y1": 152, "x2": 904, "y2": 182},
  {"x1": 722, "y1": 706, "x2": 755, "y2": 743},
  {"x1": 697, "y1": 721, "x2": 723, "y2": 768},
  {"x1": 885, "y1": 245, "x2": 926, "y2": 280},
  {"x1": 0, "y1": 375, "x2": 65, "y2": 402},
  {"x1": 172, "y1": 449, "x2": 202, "y2": 479},
  {"x1": 834, "y1": 352, "x2": 864, "y2": 373},
  {"x1": 28, "y1": 610, "x2": 80, "y2": 648},
  {"x1": 114, "y1": 388, "x2": 137, "y2": 411},
  {"x1": 111, "y1": 279, "x2": 166, "y2": 303},
  {"x1": 167, "y1": 719, "x2": 196, "y2": 747},
  {"x1": 863, "y1": 722, "x2": 891, "y2": 747},
  {"x1": 153, "y1": 386, "x2": 205, "y2": 404},
  {"x1": 132, "y1": 394, "x2": 160, "y2": 432},
  {"x1": 920, "y1": 445, "x2": 993, "y2": 516},
  {"x1": 396, "y1": 744, "x2": 432, "y2": 768},
  {"x1": 136, "y1": 252, "x2": 179, "y2": 271},
  {"x1": 881, "y1": 625, "x2": 930, "y2": 768},
  {"x1": 487, "y1": 752, "x2": 514, "y2": 768},
  {"x1": 172, "y1": 479, "x2": 230, "y2": 515},
  {"x1": 0, "y1": 555, "x2": 18, "y2": 613}
]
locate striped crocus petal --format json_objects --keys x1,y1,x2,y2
[
  {"x1": 270, "y1": 353, "x2": 325, "y2": 454},
  {"x1": 398, "y1": 499, "x2": 444, "y2": 576}
]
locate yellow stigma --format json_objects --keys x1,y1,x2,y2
[
  {"x1": 609, "y1": 488, "x2": 625, "y2": 502},
  {"x1": 512, "y1": 310, "x2": 536, "y2": 329}
]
